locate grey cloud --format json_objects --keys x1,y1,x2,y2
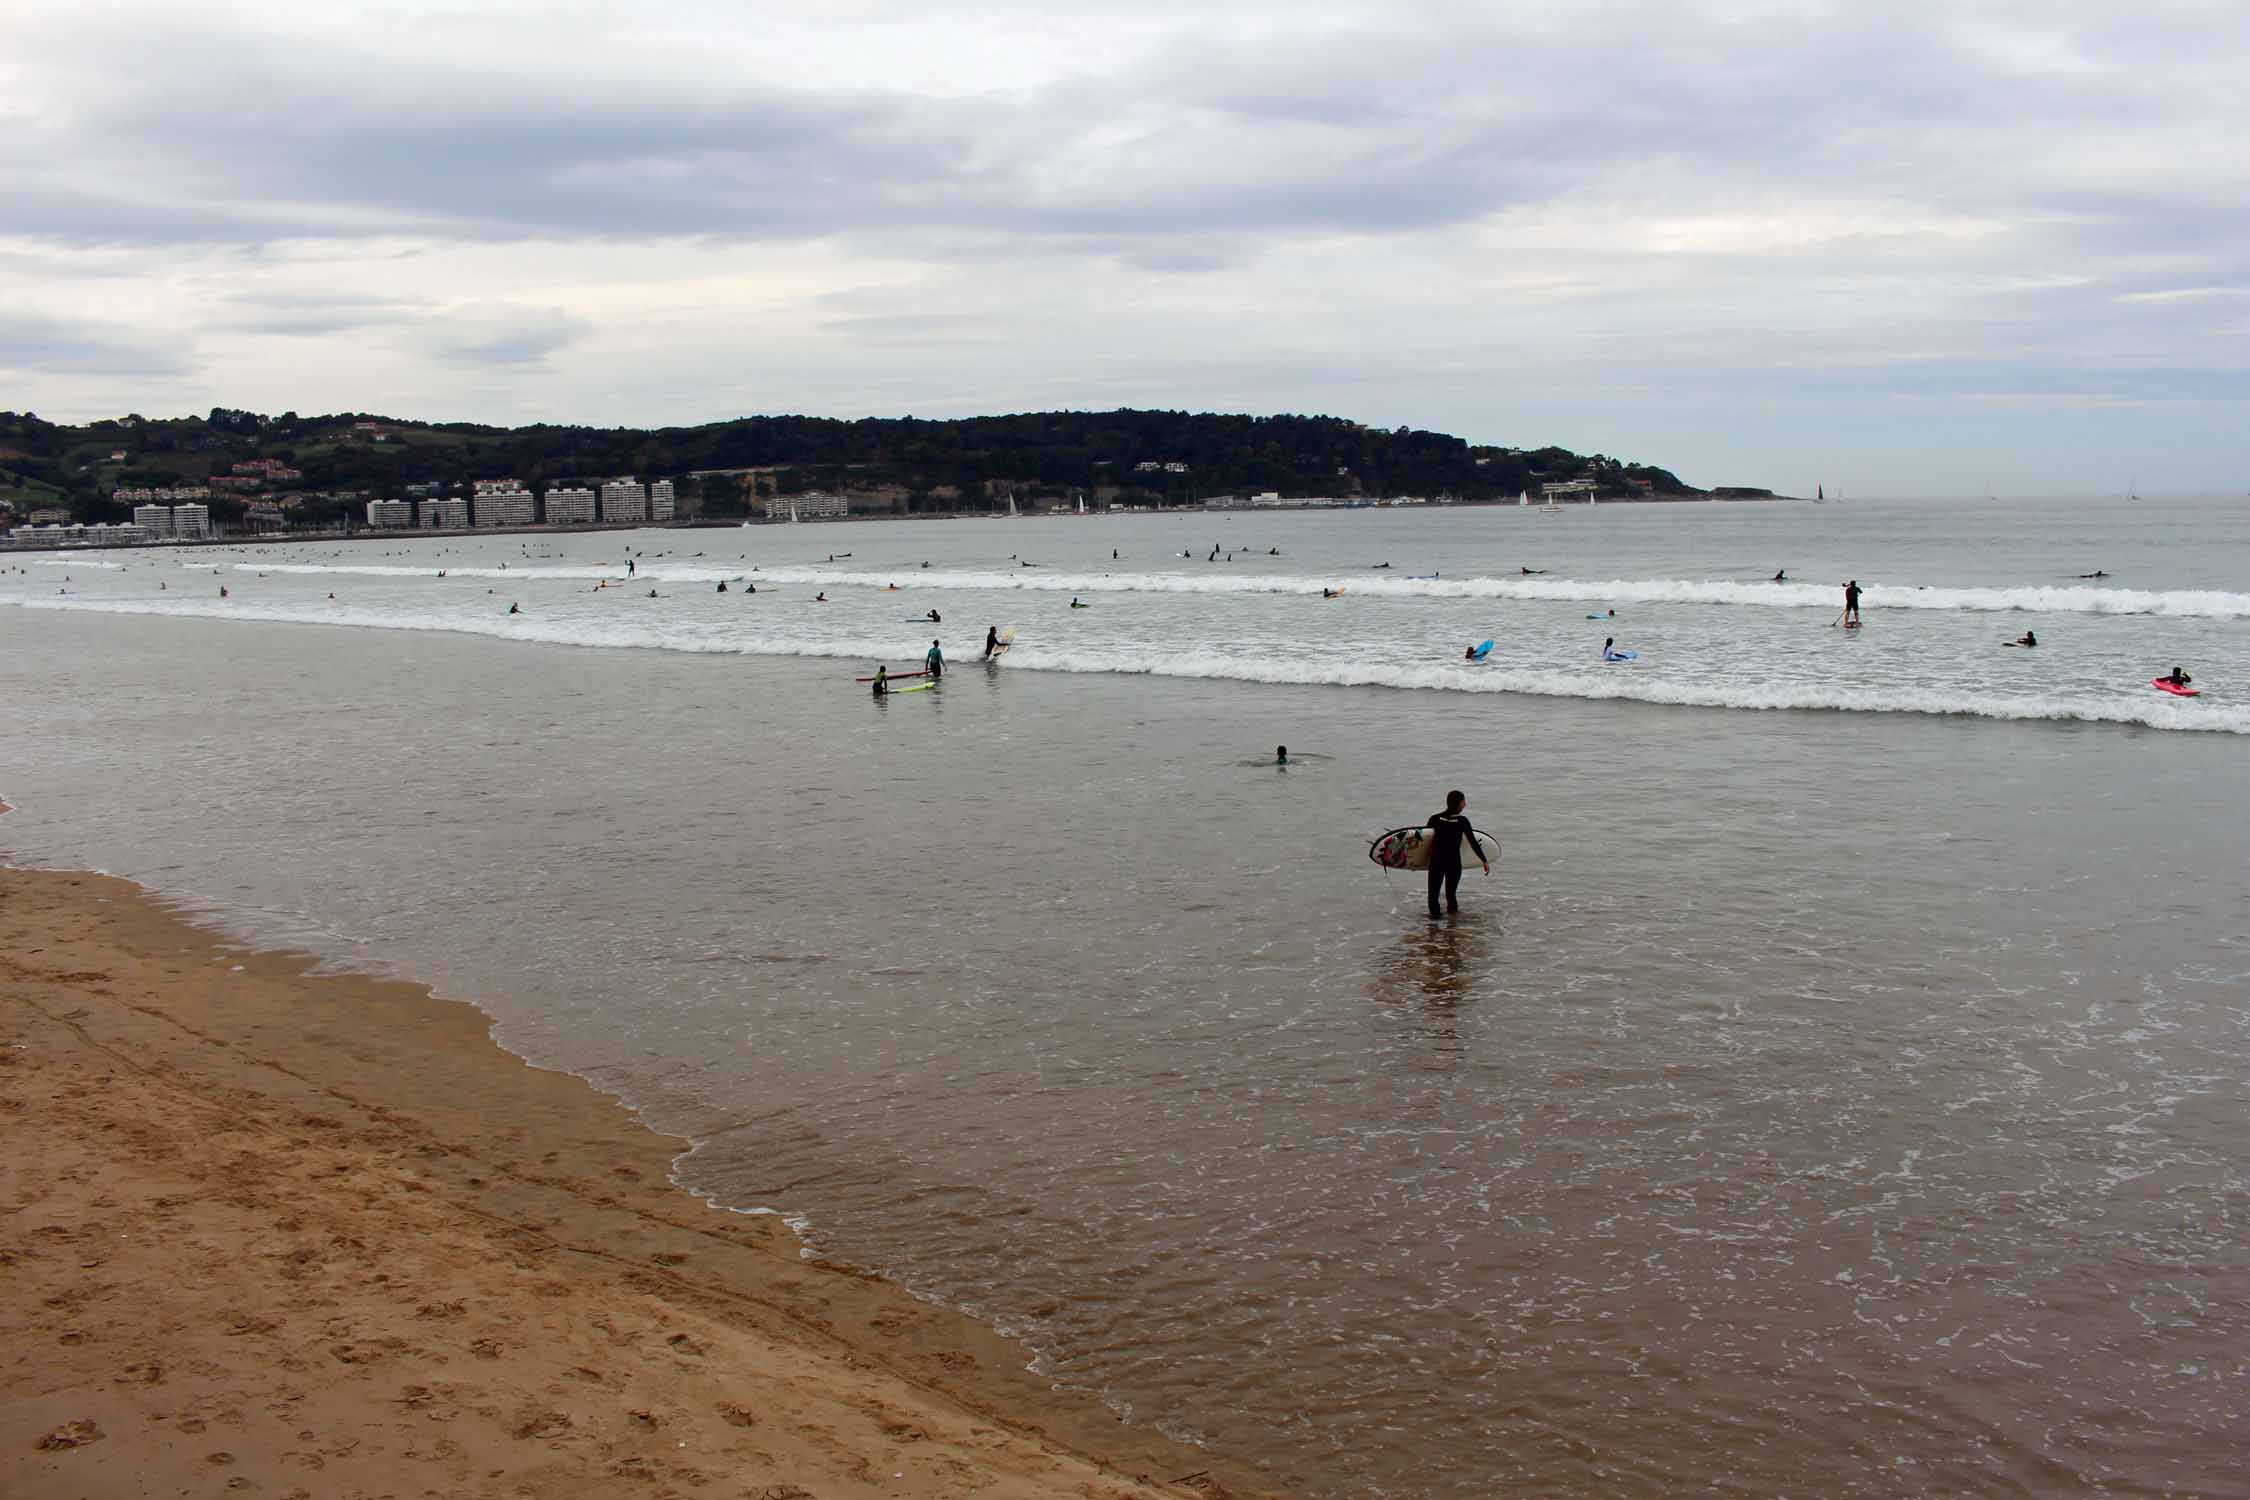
[
  {"x1": 216, "y1": 290, "x2": 432, "y2": 336},
  {"x1": 412, "y1": 303, "x2": 590, "y2": 365},
  {"x1": 0, "y1": 312, "x2": 194, "y2": 377}
]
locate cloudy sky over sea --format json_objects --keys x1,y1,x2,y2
[{"x1": 5, "y1": 0, "x2": 2246, "y2": 495}]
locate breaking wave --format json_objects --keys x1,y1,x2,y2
[
  {"x1": 21, "y1": 596, "x2": 2246, "y2": 734},
  {"x1": 225, "y1": 561, "x2": 2250, "y2": 618}
]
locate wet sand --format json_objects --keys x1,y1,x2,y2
[{"x1": 0, "y1": 863, "x2": 1282, "y2": 1500}]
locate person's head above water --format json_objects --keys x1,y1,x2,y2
[
  {"x1": 1445, "y1": 789, "x2": 1466, "y2": 813},
  {"x1": 1276, "y1": 745, "x2": 1287, "y2": 761}
]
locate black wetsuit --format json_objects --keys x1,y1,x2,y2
[
  {"x1": 983, "y1": 630, "x2": 1000, "y2": 659},
  {"x1": 1425, "y1": 811, "x2": 1483, "y2": 917}
]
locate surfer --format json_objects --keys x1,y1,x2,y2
[
  {"x1": 927, "y1": 609, "x2": 941, "y2": 623},
  {"x1": 2079, "y1": 570, "x2": 2109, "y2": 579},
  {"x1": 983, "y1": 626, "x2": 1001, "y2": 660},
  {"x1": 2161, "y1": 666, "x2": 2192, "y2": 687},
  {"x1": 2014, "y1": 630, "x2": 2037, "y2": 647},
  {"x1": 716, "y1": 581, "x2": 727, "y2": 592},
  {"x1": 870, "y1": 665, "x2": 888, "y2": 697},
  {"x1": 1424, "y1": 790, "x2": 1489, "y2": 920},
  {"x1": 219, "y1": 585, "x2": 228, "y2": 598},
  {"x1": 1774, "y1": 569, "x2": 1787, "y2": 582},
  {"x1": 508, "y1": 602, "x2": 520, "y2": 615},
  {"x1": 1322, "y1": 588, "x2": 1337, "y2": 599},
  {"x1": 1843, "y1": 579, "x2": 1862, "y2": 625},
  {"x1": 1276, "y1": 745, "x2": 1288, "y2": 766},
  {"x1": 1602, "y1": 637, "x2": 1633, "y2": 661},
  {"x1": 814, "y1": 591, "x2": 827, "y2": 602},
  {"x1": 627, "y1": 559, "x2": 635, "y2": 575},
  {"x1": 1520, "y1": 566, "x2": 1544, "y2": 575},
  {"x1": 1070, "y1": 597, "x2": 1087, "y2": 609},
  {"x1": 925, "y1": 639, "x2": 944, "y2": 679}
]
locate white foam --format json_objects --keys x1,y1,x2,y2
[
  {"x1": 228, "y1": 560, "x2": 2250, "y2": 618},
  {"x1": 33, "y1": 558, "x2": 126, "y2": 569},
  {"x1": 22, "y1": 595, "x2": 2247, "y2": 734}
]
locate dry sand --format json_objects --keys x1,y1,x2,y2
[{"x1": 0, "y1": 864, "x2": 1284, "y2": 1500}]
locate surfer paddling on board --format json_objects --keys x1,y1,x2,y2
[
  {"x1": 2014, "y1": 630, "x2": 2037, "y2": 647},
  {"x1": 1424, "y1": 791, "x2": 1489, "y2": 920},
  {"x1": 2161, "y1": 666, "x2": 2192, "y2": 688},
  {"x1": 1843, "y1": 579, "x2": 1862, "y2": 626}
]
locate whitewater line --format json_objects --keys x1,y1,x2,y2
[
  {"x1": 214, "y1": 561, "x2": 2250, "y2": 618},
  {"x1": 21, "y1": 596, "x2": 2245, "y2": 734}
]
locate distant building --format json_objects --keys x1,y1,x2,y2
[
  {"x1": 4, "y1": 522, "x2": 150, "y2": 548},
  {"x1": 600, "y1": 478, "x2": 648, "y2": 523},
  {"x1": 244, "y1": 503, "x2": 287, "y2": 533},
  {"x1": 473, "y1": 487, "x2": 535, "y2": 528},
  {"x1": 366, "y1": 499, "x2": 414, "y2": 528},
  {"x1": 544, "y1": 486, "x2": 596, "y2": 525},
  {"x1": 767, "y1": 490, "x2": 848, "y2": 519},
  {"x1": 472, "y1": 477, "x2": 523, "y2": 493},
  {"x1": 172, "y1": 504, "x2": 210, "y2": 538},
  {"x1": 1541, "y1": 481, "x2": 1596, "y2": 505},
  {"x1": 421, "y1": 497, "x2": 470, "y2": 529},
  {"x1": 133, "y1": 504, "x2": 174, "y2": 537},
  {"x1": 29, "y1": 507, "x2": 71, "y2": 525},
  {"x1": 649, "y1": 479, "x2": 675, "y2": 522}
]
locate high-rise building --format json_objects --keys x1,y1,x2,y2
[
  {"x1": 544, "y1": 486, "x2": 596, "y2": 525},
  {"x1": 133, "y1": 504, "x2": 174, "y2": 537},
  {"x1": 366, "y1": 499, "x2": 414, "y2": 528},
  {"x1": 649, "y1": 479, "x2": 676, "y2": 522},
  {"x1": 474, "y1": 487, "x2": 535, "y2": 528},
  {"x1": 600, "y1": 478, "x2": 648, "y2": 523},
  {"x1": 171, "y1": 503, "x2": 210, "y2": 539},
  {"x1": 421, "y1": 497, "x2": 470, "y2": 528}
]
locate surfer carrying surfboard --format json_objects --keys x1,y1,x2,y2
[
  {"x1": 1425, "y1": 791, "x2": 1489, "y2": 919},
  {"x1": 983, "y1": 626, "x2": 1001, "y2": 660}
]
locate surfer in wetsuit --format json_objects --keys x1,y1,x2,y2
[
  {"x1": 983, "y1": 626, "x2": 1000, "y2": 659},
  {"x1": 1843, "y1": 579, "x2": 1862, "y2": 624},
  {"x1": 1774, "y1": 569, "x2": 1787, "y2": 582},
  {"x1": 1425, "y1": 790, "x2": 1488, "y2": 919},
  {"x1": 1602, "y1": 637, "x2": 1633, "y2": 661},
  {"x1": 926, "y1": 639, "x2": 944, "y2": 679},
  {"x1": 1520, "y1": 566, "x2": 1544, "y2": 575},
  {"x1": 1276, "y1": 746, "x2": 1288, "y2": 766},
  {"x1": 2161, "y1": 666, "x2": 2192, "y2": 687},
  {"x1": 2015, "y1": 630, "x2": 2036, "y2": 646},
  {"x1": 871, "y1": 665, "x2": 888, "y2": 696},
  {"x1": 508, "y1": 602, "x2": 520, "y2": 614},
  {"x1": 2080, "y1": 570, "x2": 2109, "y2": 579},
  {"x1": 716, "y1": 581, "x2": 727, "y2": 592},
  {"x1": 927, "y1": 608, "x2": 941, "y2": 622}
]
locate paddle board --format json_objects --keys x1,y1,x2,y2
[
  {"x1": 2152, "y1": 678, "x2": 2200, "y2": 697},
  {"x1": 1467, "y1": 639, "x2": 1494, "y2": 660},
  {"x1": 856, "y1": 669, "x2": 930, "y2": 682},
  {"x1": 1369, "y1": 826, "x2": 1491, "y2": 871}
]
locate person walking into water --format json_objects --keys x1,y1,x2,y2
[
  {"x1": 983, "y1": 626, "x2": 1000, "y2": 660},
  {"x1": 925, "y1": 639, "x2": 944, "y2": 679},
  {"x1": 1424, "y1": 790, "x2": 1488, "y2": 919},
  {"x1": 1843, "y1": 579, "x2": 1862, "y2": 625}
]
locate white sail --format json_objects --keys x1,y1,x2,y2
[
  {"x1": 1518, "y1": 490, "x2": 1528, "y2": 507},
  {"x1": 1008, "y1": 494, "x2": 1019, "y2": 518}
]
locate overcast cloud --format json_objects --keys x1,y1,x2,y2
[{"x1": 3, "y1": 0, "x2": 2245, "y2": 493}]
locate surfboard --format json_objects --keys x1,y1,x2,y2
[
  {"x1": 1369, "y1": 826, "x2": 1491, "y2": 872},
  {"x1": 1602, "y1": 650, "x2": 1638, "y2": 661},
  {"x1": 856, "y1": 669, "x2": 930, "y2": 682},
  {"x1": 2152, "y1": 678, "x2": 2200, "y2": 697},
  {"x1": 896, "y1": 681, "x2": 937, "y2": 694},
  {"x1": 1467, "y1": 640, "x2": 1494, "y2": 660}
]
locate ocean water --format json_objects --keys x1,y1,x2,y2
[{"x1": 5, "y1": 496, "x2": 2248, "y2": 1497}]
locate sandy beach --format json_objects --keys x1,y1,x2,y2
[{"x1": 0, "y1": 862, "x2": 1282, "y2": 1500}]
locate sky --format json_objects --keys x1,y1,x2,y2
[{"x1": 3, "y1": 0, "x2": 2246, "y2": 496}]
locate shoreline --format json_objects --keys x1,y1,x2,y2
[{"x1": 0, "y1": 854, "x2": 1285, "y2": 1500}]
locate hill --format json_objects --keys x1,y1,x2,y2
[{"x1": 0, "y1": 407, "x2": 1697, "y2": 530}]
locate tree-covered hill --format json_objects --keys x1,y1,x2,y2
[{"x1": 0, "y1": 407, "x2": 1697, "y2": 528}]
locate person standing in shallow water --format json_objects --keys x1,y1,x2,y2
[
  {"x1": 1424, "y1": 789, "x2": 1489, "y2": 919},
  {"x1": 1843, "y1": 578, "x2": 1862, "y2": 625}
]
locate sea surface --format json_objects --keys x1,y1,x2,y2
[{"x1": 5, "y1": 495, "x2": 2248, "y2": 1497}]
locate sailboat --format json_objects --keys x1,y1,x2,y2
[
  {"x1": 1077, "y1": 494, "x2": 1087, "y2": 515},
  {"x1": 1007, "y1": 493, "x2": 1019, "y2": 518},
  {"x1": 789, "y1": 501, "x2": 800, "y2": 523},
  {"x1": 1817, "y1": 484, "x2": 1824, "y2": 503},
  {"x1": 1517, "y1": 489, "x2": 1528, "y2": 507},
  {"x1": 2128, "y1": 476, "x2": 2140, "y2": 502}
]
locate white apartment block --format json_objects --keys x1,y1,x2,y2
[
  {"x1": 472, "y1": 477, "x2": 524, "y2": 493},
  {"x1": 473, "y1": 487, "x2": 535, "y2": 528},
  {"x1": 133, "y1": 504, "x2": 174, "y2": 537},
  {"x1": 3, "y1": 522, "x2": 152, "y2": 548},
  {"x1": 421, "y1": 497, "x2": 470, "y2": 529},
  {"x1": 544, "y1": 486, "x2": 596, "y2": 525},
  {"x1": 600, "y1": 478, "x2": 648, "y2": 523},
  {"x1": 649, "y1": 479, "x2": 675, "y2": 522},
  {"x1": 172, "y1": 503, "x2": 210, "y2": 539},
  {"x1": 366, "y1": 499, "x2": 414, "y2": 528},
  {"x1": 769, "y1": 490, "x2": 849, "y2": 519}
]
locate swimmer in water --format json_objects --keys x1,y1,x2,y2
[{"x1": 1276, "y1": 745, "x2": 1288, "y2": 766}]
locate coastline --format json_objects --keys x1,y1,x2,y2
[{"x1": 0, "y1": 856, "x2": 1285, "y2": 1500}]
